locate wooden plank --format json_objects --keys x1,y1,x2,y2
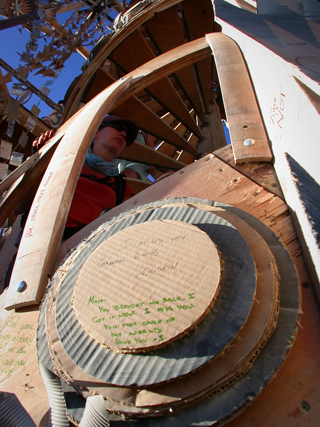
[
  {"x1": 182, "y1": 0, "x2": 215, "y2": 42},
  {"x1": 0, "y1": 292, "x2": 49, "y2": 425},
  {"x1": 111, "y1": 96, "x2": 199, "y2": 155},
  {"x1": 182, "y1": 0, "x2": 215, "y2": 112},
  {"x1": 0, "y1": 120, "x2": 74, "y2": 226},
  {"x1": 0, "y1": 124, "x2": 67, "y2": 197},
  {"x1": 4, "y1": 38, "x2": 210, "y2": 309},
  {"x1": 206, "y1": 32, "x2": 273, "y2": 163},
  {"x1": 214, "y1": 145, "x2": 283, "y2": 198},
  {"x1": 155, "y1": 112, "x2": 180, "y2": 157},
  {"x1": 4, "y1": 78, "x2": 132, "y2": 310},
  {"x1": 198, "y1": 101, "x2": 227, "y2": 154},
  {"x1": 143, "y1": 5, "x2": 185, "y2": 52},
  {"x1": 177, "y1": 133, "x2": 198, "y2": 164},
  {"x1": 143, "y1": 6, "x2": 208, "y2": 123},
  {"x1": 120, "y1": 140, "x2": 187, "y2": 170},
  {"x1": 193, "y1": 56, "x2": 214, "y2": 114},
  {"x1": 109, "y1": 29, "x2": 202, "y2": 138},
  {"x1": 175, "y1": 67, "x2": 208, "y2": 124},
  {"x1": 62, "y1": 0, "x2": 182, "y2": 120}
]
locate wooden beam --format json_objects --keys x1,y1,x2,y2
[
  {"x1": 182, "y1": 0, "x2": 215, "y2": 113},
  {"x1": 62, "y1": 0, "x2": 182, "y2": 120},
  {"x1": 143, "y1": 6, "x2": 208, "y2": 124},
  {"x1": 111, "y1": 96, "x2": 199, "y2": 155},
  {"x1": 4, "y1": 78, "x2": 132, "y2": 310},
  {"x1": 109, "y1": 29, "x2": 202, "y2": 137},
  {"x1": 120, "y1": 141, "x2": 187, "y2": 170},
  {"x1": 206, "y1": 33, "x2": 273, "y2": 163}
]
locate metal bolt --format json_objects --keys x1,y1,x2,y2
[
  {"x1": 244, "y1": 138, "x2": 255, "y2": 146},
  {"x1": 17, "y1": 281, "x2": 27, "y2": 293},
  {"x1": 300, "y1": 401, "x2": 311, "y2": 413}
]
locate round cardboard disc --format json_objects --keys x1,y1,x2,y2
[
  {"x1": 38, "y1": 198, "x2": 300, "y2": 426},
  {"x1": 48, "y1": 205, "x2": 256, "y2": 386},
  {"x1": 72, "y1": 220, "x2": 221, "y2": 353}
]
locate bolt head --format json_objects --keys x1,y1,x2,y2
[
  {"x1": 244, "y1": 138, "x2": 255, "y2": 146},
  {"x1": 16, "y1": 281, "x2": 27, "y2": 293}
]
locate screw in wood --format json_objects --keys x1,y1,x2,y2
[
  {"x1": 244, "y1": 138, "x2": 255, "y2": 146},
  {"x1": 16, "y1": 281, "x2": 27, "y2": 292}
]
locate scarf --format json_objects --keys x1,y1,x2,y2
[{"x1": 86, "y1": 148, "x2": 120, "y2": 176}]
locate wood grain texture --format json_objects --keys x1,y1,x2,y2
[
  {"x1": 143, "y1": 5, "x2": 208, "y2": 123},
  {"x1": 109, "y1": 29, "x2": 201, "y2": 138},
  {"x1": 4, "y1": 78, "x2": 132, "y2": 310},
  {"x1": 120, "y1": 140, "x2": 186, "y2": 170},
  {"x1": 206, "y1": 32, "x2": 273, "y2": 163},
  {"x1": 214, "y1": 144, "x2": 283, "y2": 198},
  {"x1": 62, "y1": 0, "x2": 182, "y2": 120},
  {"x1": 56, "y1": 154, "x2": 318, "y2": 425}
]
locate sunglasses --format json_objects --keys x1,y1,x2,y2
[{"x1": 100, "y1": 122, "x2": 129, "y2": 143}]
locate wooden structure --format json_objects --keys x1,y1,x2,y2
[{"x1": 0, "y1": 0, "x2": 319, "y2": 425}]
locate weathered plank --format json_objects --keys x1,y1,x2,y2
[
  {"x1": 62, "y1": 0, "x2": 182, "y2": 120},
  {"x1": 206, "y1": 32, "x2": 273, "y2": 163},
  {"x1": 4, "y1": 78, "x2": 132, "y2": 310},
  {"x1": 109, "y1": 29, "x2": 201, "y2": 137},
  {"x1": 143, "y1": 6, "x2": 208, "y2": 123},
  {"x1": 111, "y1": 96, "x2": 199, "y2": 155},
  {"x1": 120, "y1": 140, "x2": 187, "y2": 170},
  {"x1": 214, "y1": 144, "x2": 283, "y2": 198}
]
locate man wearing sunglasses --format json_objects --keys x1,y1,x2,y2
[{"x1": 64, "y1": 115, "x2": 138, "y2": 239}]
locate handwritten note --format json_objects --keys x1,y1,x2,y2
[
  {"x1": 87, "y1": 291, "x2": 197, "y2": 347},
  {"x1": 73, "y1": 220, "x2": 221, "y2": 353},
  {"x1": 271, "y1": 93, "x2": 285, "y2": 129},
  {"x1": 0, "y1": 314, "x2": 36, "y2": 379},
  {"x1": 25, "y1": 171, "x2": 53, "y2": 238}
]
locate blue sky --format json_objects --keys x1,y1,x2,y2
[{"x1": 0, "y1": 24, "x2": 86, "y2": 118}]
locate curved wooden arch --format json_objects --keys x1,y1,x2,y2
[
  {"x1": 62, "y1": 0, "x2": 182, "y2": 121},
  {"x1": 4, "y1": 32, "x2": 272, "y2": 309},
  {"x1": 4, "y1": 37, "x2": 209, "y2": 310}
]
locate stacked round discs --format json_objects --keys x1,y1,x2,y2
[{"x1": 38, "y1": 199, "x2": 300, "y2": 425}]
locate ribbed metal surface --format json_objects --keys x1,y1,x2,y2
[
  {"x1": 0, "y1": 393, "x2": 36, "y2": 427},
  {"x1": 52, "y1": 204, "x2": 256, "y2": 386}
]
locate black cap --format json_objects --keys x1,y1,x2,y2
[{"x1": 99, "y1": 115, "x2": 139, "y2": 146}]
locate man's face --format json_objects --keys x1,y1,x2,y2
[{"x1": 93, "y1": 123, "x2": 128, "y2": 160}]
